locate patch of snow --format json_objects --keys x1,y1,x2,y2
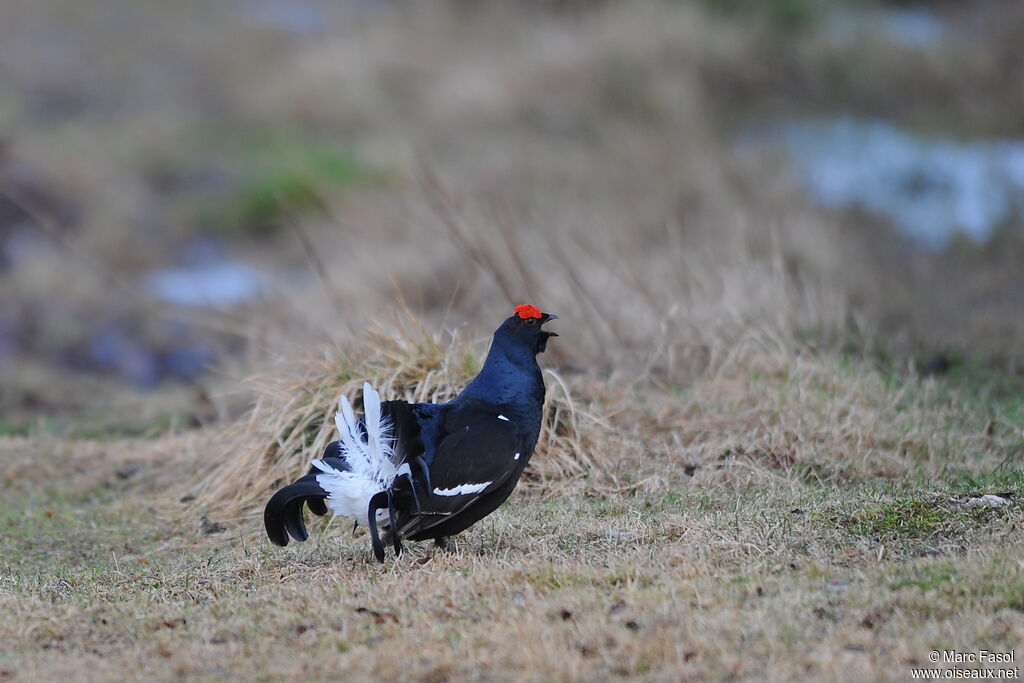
[
  {"x1": 826, "y1": 8, "x2": 945, "y2": 48},
  {"x1": 145, "y1": 262, "x2": 267, "y2": 307},
  {"x1": 744, "y1": 118, "x2": 1024, "y2": 250}
]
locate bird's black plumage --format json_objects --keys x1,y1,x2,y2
[{"x1": 264, "y1": 306, "x2": 557, "y2": 561}]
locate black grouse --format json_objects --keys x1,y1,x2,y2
[{"x1": 264, "y1": 305, "x2": 558, "y2": 561}]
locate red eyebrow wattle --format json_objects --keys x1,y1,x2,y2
[{"x1": 514, "y1": 304, "x2": 542, "y2": 319}]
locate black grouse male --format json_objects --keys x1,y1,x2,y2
[{"x1": 264, "y1": 305, "x2": 558, "y2": 561}]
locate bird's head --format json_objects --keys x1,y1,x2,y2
[{"x1": 495, "y1": 304, "x2": 559, "y2": 356}]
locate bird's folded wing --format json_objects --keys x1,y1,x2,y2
[{"x1": 401, "y1": 403, "x2": 522, "y2": 536}]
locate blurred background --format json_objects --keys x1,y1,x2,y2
[{"x1": 2, "y1": 0, "x2": 1023, "y2": 437}]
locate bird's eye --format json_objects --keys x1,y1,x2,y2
[{"x1": 525, "y1": 318, "x2": 536, "y2": 325}]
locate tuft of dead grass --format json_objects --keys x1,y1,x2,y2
[{"x1": 191, "y1": 311, "x2": 628, "y2": 520}]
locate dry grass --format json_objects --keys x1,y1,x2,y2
[
  {"x1": 3, "y1": 0, "x2": 1024, "y2": 681},
  {"x1": 3, "y1": 433, "x2": 1023, "y2": 681},
  {"x1": 5, "y1": 311, "x2": 1024, "y2": 683},
  {"x1": 191, "y1": 312, "x2": 623, "y2": 519}
]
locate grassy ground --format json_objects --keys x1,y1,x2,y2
[
  {"x1": 2, "y1": 452, "x2": 1023, "y2": 680},
  {"x1": 2, "y1": 0, "x2": 1024, "y2": 680},
  {"x1": 3, "y1": 347, "x2": 1022, "y2": 680}
]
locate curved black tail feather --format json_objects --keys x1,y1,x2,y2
[
  {"x1": 264, "y1": 474, "x2": 329, "y2": 546},
  {"x1": 264, "y1": 400, "x2": 425, "y2": 559},
  {"x1": 264, "y1": 449, "x2": 349, "y2": 546}
]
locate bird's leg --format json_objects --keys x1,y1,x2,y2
[
  {"x1": 412, "y1": 456, "x2": 432, "y2": 492},
  {"x1": 399, "y1": 470, "x2": 421, "y2": 513},
  {"x1": 366, "y1": 492, "x2": 389, "y2": 563},
  {"x1": 434, "y1": 536, "x2": 450, "y2": 551},
  {"x1": 386, "y1": 488, "x2": 402, "y2": 557}
]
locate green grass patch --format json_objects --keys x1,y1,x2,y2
[
  {"x1": 828, "y1": 476, "x2": 1020, "y2": 547},
  {"x1": 890, "y1": 563, "x2": 957, "y2": 591},
  {"x1": 945, "y1": 468, "x2": 1023, "y2": 497},
  {"x1": 194, "y1": 131, "x2": 372, "y2": 236},
  {"x1": 695, "y1": 0, "x2": 844, "y2": 29},
  {"x1": 848, "y1": 497, "x2": 946, "y2": 537}
]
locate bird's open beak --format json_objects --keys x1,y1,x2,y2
[{"x1": 536, "y1": 313, "x2": 558, "y2": 353}]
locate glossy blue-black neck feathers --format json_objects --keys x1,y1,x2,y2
[{"x1": 457, "y1": 321, "x2": 545, "y2": 409}]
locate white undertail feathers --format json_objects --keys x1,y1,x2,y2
[{"x1": 311, "y1": 382, "x2": 409, "y2": 527}]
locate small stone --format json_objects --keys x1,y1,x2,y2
[
  {"x1": 199, "y1": 516, "x2": 227, "y2": 534},
  {"x1": 827, "y1": 578, "x2": 851, "y2": 592},
  {"x1": 115, "y1": 465, "x2": 141, "y2": 480},
  {"x1": 967, "y1": 494, "x2": 1007, "y2": 507},
  {"x1": 607, "y1": 600, "x2": 627, "y2": 615}
]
